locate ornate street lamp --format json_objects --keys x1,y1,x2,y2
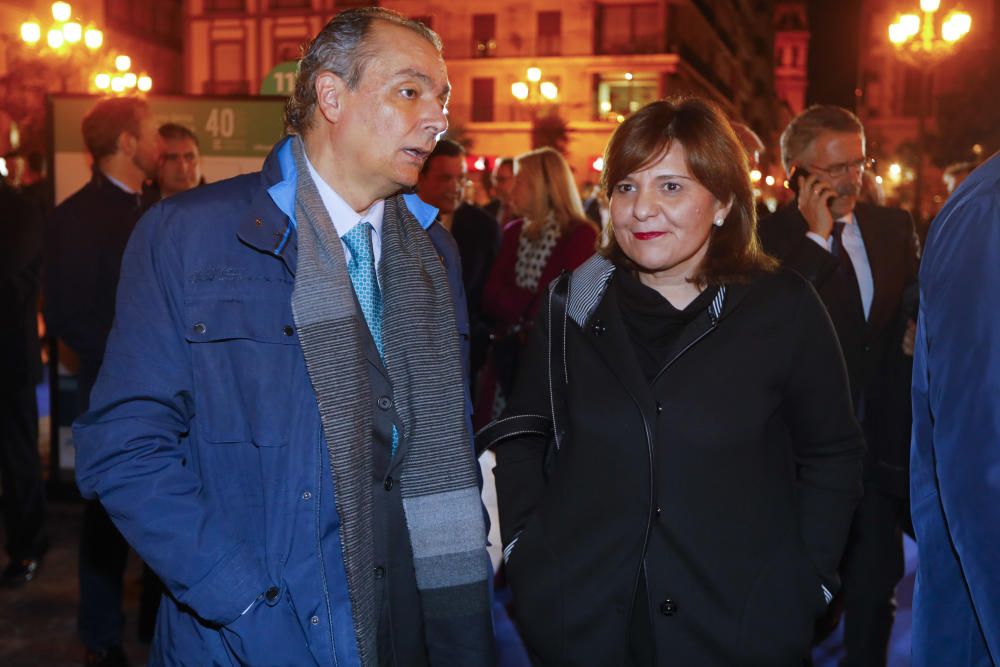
[
  {"x1": 511, "y1": 67, "x2": 559, "y2": 119},
  {"x1": 886, "y1": 1, "x2": 971, "y2": 219}
]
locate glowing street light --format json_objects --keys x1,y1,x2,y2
[
  {"x1": 750, "y1": 169, "x2": 762, "y2": 183},
  {"x1": 94, "y1": 72, "x2": 111, "y2": 89},
  {"x1": 51, "y1": 1, "x2": 72, "y2": 23},
  {"x1": 887, "y1": 2, "x2": 972, "y2": 220},
  {"x1": 62, "y1": 20, "x2": 82, "y2": 44},
  {"x1": 20, "y1": 21, "x2": 41, "y2": 44},
  {"x1": 84, "y1": 26, "x2": 103, "y2": 50},
  {"x1": 115, "y1": 54, "x2": 131, "y2": 72},
  {"x1": 511, "y1": 67, "x2": 559, "y2": 114},
  {"x1": 137, "y1": 74, "x2": 153, "y2": 92},
  {"x1": 47, "y1": 28, "x2": 65, "y2": 49}
]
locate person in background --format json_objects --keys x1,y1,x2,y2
[
  {"x1": 0, "y1": 131, "x2": 48, "y2": 590},
  {"x1": 156, "y1": 123, "x2": 203, "y2": 198},
  {"x1": 941, "y1": 160, "x2": 976, "y2": 195},
  {"x1": 45, "y1": 96, "x2": 162, "y2": 667},
  {"x1": 483, "y1": 157, "x2": 516, "y2": 228},
  {"x1": 910, "y1": 151, "x2": 1000, "y2": 667},
  {"x1": 491, "y1": 97, "x2": 863, "y2": 665},
  {"x1": 416, "y1": 139, "x2": 499, "y2": 386},
  {"x1": 759, "y1": 105, "x2": 919, "y2": 667},
  {"x1": 474, "y1": 147, "x2": 598, "y2": 428}
]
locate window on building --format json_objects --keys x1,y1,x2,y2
[
  {"x1": 205, "y1": 0, "x2": 246, "y2": 12},
  {"x1": 596, "y1": 3, "x2": 660, "y2": 55},
  {"x1": 594, "y1": 72, "x2": 658, "y2": 121},
  {"x1": 207, "y1": 40, "x2": 249, "y2": 95},
  {"x1": 473, "y1": 14, "x2": 497, "y2": 58},
  {"x1": 271, "y1": 0, "x2": 311, "y2": 8},
  {"x1": 537, "y1": 11, "x2": 561, "y2": 56},
  {"x1": 472, "y1": 78, "x2": 495, "y2": 122}
]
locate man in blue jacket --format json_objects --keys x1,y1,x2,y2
[
  {"x1": 911, "y1": 151, "x2": 1000, "y2": 666},
  {"x1": 73, "y1": 8, "x2": 494, "y2": 666}
]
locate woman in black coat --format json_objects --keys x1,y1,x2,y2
[{"x1": 492, "y1": 98, "x2": 864, "y2": 666}]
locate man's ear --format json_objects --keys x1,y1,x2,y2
[
  {"x1": 314, "y1": 71, "x2": 347, "y2": 126},
  {"x1": 117, "y1": 130, "x2": 137, "y2": 157}
]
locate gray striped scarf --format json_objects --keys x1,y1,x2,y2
[{"x1": 288, "y1": 138, "x2": 490, "y2": 665}]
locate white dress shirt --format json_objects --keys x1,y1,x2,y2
[
  {"x1": 304, "y1": 155, "x2": 385, "y2": 272},
  {"x1": 806, "y1": 213, "x2": 874, "y2": 320}
]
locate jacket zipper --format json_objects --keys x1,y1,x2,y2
[{"x1": 625, "y1": 320, "x2": 719, "y2": 642}]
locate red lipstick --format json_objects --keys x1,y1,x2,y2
[{"x1": 632, "y1": 231, "x2": 666, "y2": 240}]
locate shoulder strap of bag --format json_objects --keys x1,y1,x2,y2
[{"x1": 474, "y1": 270, "x2": 571, "y2": 458}]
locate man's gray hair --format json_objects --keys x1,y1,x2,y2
[
  {"x1": 284, "y1": 8, "x2": 441, "y2": 135},
  {"x1": 779, "y1": 105, "x2": 866, "y2": 174}
]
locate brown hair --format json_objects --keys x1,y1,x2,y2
[
  {"x1": 81, "y1": 97, "x2": 151, "y2": 162},
  {"x1": 284, "y1": 8, "x2": 442, "y2": 135},
  {"x1": 514, "y1": 147, "x2": 596, "y2": 241},
  {"x1": 599, "y1": 96, "x2": 776, "y2": 285}
]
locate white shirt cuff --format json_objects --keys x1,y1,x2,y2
[{"x1": 806, "y1": 231, "x2": 833, "y2": 252}]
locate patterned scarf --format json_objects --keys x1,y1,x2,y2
[{"x1": 288, "y1": 138, "x2": 491, "y2": 665}]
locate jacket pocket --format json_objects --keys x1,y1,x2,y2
[
  {"x1": 738, "y1": 532, "x2": 825, "y2": 666},
  {"x1": 185, "y1": 298, "x2": 299, "y2": 446},
  {"x1": 505, "y1": 513, "x2": 565, "y2": 663}
]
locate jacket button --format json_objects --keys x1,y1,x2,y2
[
  {"x1": 282, "y1": 325, "x2": 294, "y2": 336},
  {"x1": 383, "y1": 476, "x2": 394, "y2": 491},
  {"x1": 193, "y1": 322, "x2": 206, "y2": 335},
  {"x1": 310, "y1": 615, "x2": 320, "y2": 625},
  {"x1": 265, "y1": 586, "x2": 279, "y2": 602},
  {"x1": 590, "y1": 319, "x2": 606, "y2": 336},
  {"x1": 659, "y1": 599, "x2": 678, "y2": 616},
  {"x1": 655, "y1": 506, "x2": 662, "y2": 517},
  {"x1": 377, "y1": 396, "x2": 392, "y2": 410},
  {"x1": 374, "y1": 565, "x2": 385, "y2": 579},
  {"x1": 255, "y1": 218, "x2": 263, "y2": 227},
  {"x1": 655, "y1": 401, "x2": 663, "y2": 414},
  {"x1": 301, "y1": 490, "x2": 312, "y2": 500}
]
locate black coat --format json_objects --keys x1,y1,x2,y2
[
  {"x1": 0, "y1": 183, "x2": 44, "y2": 389},
  {"x1": 758, "y1": 203, "x2": 919, "y2": 497},
  {"x1": 450, "y1": 203, "x2": 501, "y2": 380},
  {"x1": 43, "y1": 171, "x2": 155, "y2": 404},
  {"x1": 494, "y1": 260, "x2": 864, "y2": 666}
]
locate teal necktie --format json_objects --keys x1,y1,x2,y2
[{"x1": 342, "y1": 222, "x2": 398, "y2": 455}]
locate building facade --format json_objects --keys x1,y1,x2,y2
[{"x1": 184, "y1": 0, "x2": 780, "y2": 182}]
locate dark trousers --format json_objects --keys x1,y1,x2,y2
[
  {"x1": 78, "y1": 499, "x2": 130, "y2": 651},
  {"x1": 0, "y1": 385, "x2": 47, "y2": 561},
  {"x1": 838, "y1": 484, "x2": 905, "y2": 667}
]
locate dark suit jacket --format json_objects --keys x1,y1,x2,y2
[
  {"x1": 759, "y1": 202, "x2": 919, "y2": 496},
  {"x1": 0, "y1": 183, "x2": 43, "y2": 389},
  {"x1": 43, "y1": 171, "x2": 155, "y2": 406},
  {"x1": 450, "y1": 203, "x2": 500, "y2": 380}
]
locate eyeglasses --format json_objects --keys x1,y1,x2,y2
[{"x1": 811, "y1": 157, "x2": 874, "y2": 178}]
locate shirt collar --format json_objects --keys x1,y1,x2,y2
[
  {"x1": 837, "y1": 211, "x2": 857, "y2": 226},
  {"x1": 305, "y1": 154, "x2": 385, "y2": 240},
  {"x1": 101, "y1": 171, "x2": 138, "y2": 195},
  {"x1": 265, "y1": 136, "x2": 439, "y2": 231}
]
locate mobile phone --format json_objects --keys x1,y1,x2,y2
[{"x1": 789, "y1": 166, "x2": 811, "y2": 197}]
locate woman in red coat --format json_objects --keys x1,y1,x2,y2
[{"x1": 474, "y1": 147, "x2": 598, "y2": 428}]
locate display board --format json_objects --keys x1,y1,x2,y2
[{"x1": 50, "y1": 94, "x2": 288, "y2": 204}]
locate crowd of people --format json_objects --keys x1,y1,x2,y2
[{"x1": 0, "y1": 6, "x2": 997, "y2": 667}]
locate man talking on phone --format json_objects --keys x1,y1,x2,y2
[{"x1": 759, "y1": 105, "x2": 919, "y2": 667}]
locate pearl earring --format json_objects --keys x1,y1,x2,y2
[{"x1": 713, "y1": 216, "x2": 724, "y2": 227}]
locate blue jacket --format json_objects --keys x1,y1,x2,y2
[
  {"x1": 74, "y1": 138, "x2": 473, "y2": 666},
  {"x1": 911, "y1": 151, "x2": 1000, "y2": 666}
]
